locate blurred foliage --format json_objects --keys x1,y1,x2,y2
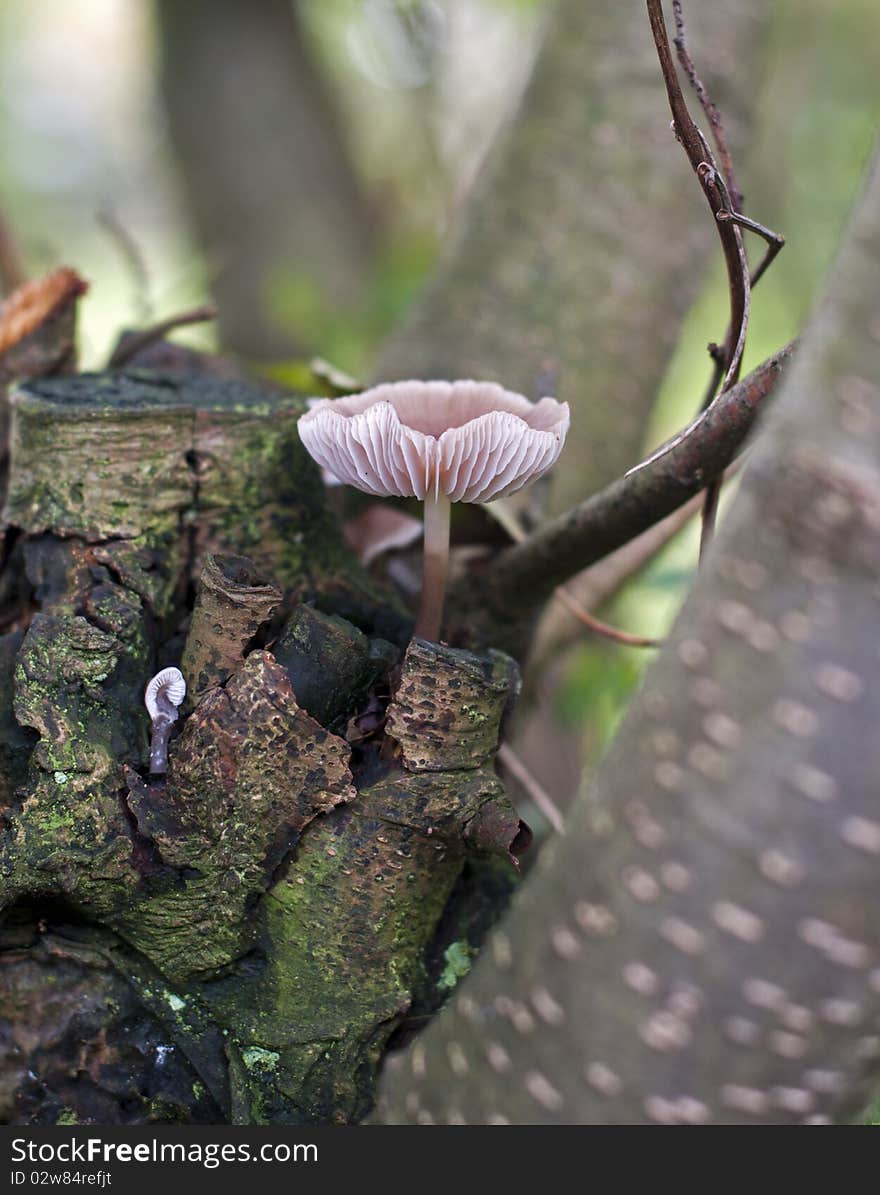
[
  {"x1": 555, "y1": 645, "x2": 644, "y2": 765},
  {"x1": 264, "y1": 234, "x2": 436, "y2": 380},
  {"x1": 0, "y1": 0, "x2": 541, "y2": 368}
]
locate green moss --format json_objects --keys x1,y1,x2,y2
[
  {"x1": 242, "y1": 1047, "x2": 280, "y2": 1073},
  {"x1": 438, "y1": 940, "x2": 473, "y2": 991}
]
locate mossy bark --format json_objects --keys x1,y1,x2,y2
[{"x1": 0, "y1": 370, "x2": 522, "y2": 1124}]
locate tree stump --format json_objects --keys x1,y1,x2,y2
[{"x1": 0, "y1": 371, "x2": 524, "y2": 1124}]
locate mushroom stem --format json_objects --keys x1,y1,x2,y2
[
  {"x1": 149, "y1": 695, "x2": 179, "y2": 775},
  {"x1": 149, "y1": 716, "x2": 174, "y2": 775},
  {"x1": 415, "y1": 494, "x2": 452, "y2": 642}
]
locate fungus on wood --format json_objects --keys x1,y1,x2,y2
[{"x1": 0, "y1": 367, "x2": 532, "y2": 1123}]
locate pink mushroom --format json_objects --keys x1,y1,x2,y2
[{"x1": 298, "y1": 380, "x2": 569, "y2": 642}]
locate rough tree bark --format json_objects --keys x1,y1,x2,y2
[{"x1": 376, "y1": 143, "x2": 880, "y2": 1125}]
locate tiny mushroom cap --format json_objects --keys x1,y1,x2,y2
[
  {"x1": 145, "y1": 666, "x2": 186, "y2": 722},
  {"x1": 297, "y1": 380, "x2": 569, "y2": 504},
  {"x1": 298, "y1": 381, "x2": 569, "y2": 642}
]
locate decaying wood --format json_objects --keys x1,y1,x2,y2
[
  {"x1": 0, "y1": 370, "x2": 525, "y2": 1123},
  {"x1": 180, "y1": 554, "x2": 282, "y2": 706}
]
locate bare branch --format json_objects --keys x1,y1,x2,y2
[
  {"x1": 646, "y1": 0, "x2": 750, "y2": 397},
  {"x1": 497, "y1": 742, "x2": 566, "y2": 837},
  {"x1": 107, "y1": 305, "x2": 217, "y2": 369},
  {"x1": 454, "y1": 342, "x2": 794, "y2": 644},
  {"x1": 672, "y1": 0, "x2": 742, "y2": 211},
  {"x1": 649, "y1": 3, "x2": 785, "y2": 557}
]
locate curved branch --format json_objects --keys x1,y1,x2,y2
[{"x1": 454, "y1": 342, "x2": 793, "y2": 645}]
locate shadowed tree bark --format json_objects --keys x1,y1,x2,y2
[
  {"x1": 376, "y1": 143, "x2": 880, "y2": 1125},
  {"x1": 377, "y1": 0, "x2": 769, "y2": 512},
  {"x1": 156, "y1": 0, "x2": 380, "y2": 359}
]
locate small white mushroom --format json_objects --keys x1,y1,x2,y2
[
  {"x1": 298, "y1": 380, "x2": 569, "y2": 641},
  {"x1": 144, "y1": 666, "x2": 186, "y2": 774}
]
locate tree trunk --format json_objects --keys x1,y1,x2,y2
[
  {"x1": 156, "y1": 0, "x2": 380, "y2": 360},
  {"x1": 376, "y1": 143, "x2": 880, "y2": 1125}
]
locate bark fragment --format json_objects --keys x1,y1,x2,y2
[{"x1": 181, "y1": 554, "x2": 282, "y2": 706}]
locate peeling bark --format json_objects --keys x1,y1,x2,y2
[{"x1": 180, "y1": 554, "x2": 282, "y2": 706}]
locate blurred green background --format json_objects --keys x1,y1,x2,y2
[{"x1": 1, "y1": 0, "x2": 878, "y2": 805}]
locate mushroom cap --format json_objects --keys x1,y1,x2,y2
[
  {"x1": 297, "y1": 380, "x2": 569, "y2": 503},
  {"x1": 145, "y1": 666, "x2": 186, "y2": 721}
]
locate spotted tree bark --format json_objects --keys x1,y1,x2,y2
[{"x1": 376, "y1": 145, "x2": 880, "y2": 1126}]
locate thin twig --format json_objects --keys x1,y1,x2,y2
[
  {"x1": 487, "y1": 502, "x2": 659, "y2": 648},
  {"x1": 527, "y1": 466, "x2": 743, "y2": 673},
  {"x1": 646, "y1": 0, "x2": 750, "y2": 400},
  {"x1": 497, "y1": 742, "x2": 565, "y2": 835},
  {"x1": 553, "y1": 586, "x2": 661, "y2": 648},
  {"x1": 648, "y1": 2, "x2": 785, "y2": 559},
  {"x1": 717, "y1": 208, "x2": 786, "y2": 289},
  {"x1": 672, "y1": 0, "x2": 742, "y2": 211},
  {"x1": 107, "y1": 304, "x2": 218, "y2": 369}
]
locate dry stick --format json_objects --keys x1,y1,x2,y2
[
  {"x1": 472, "y1": 342, "x2": 794, "y2": 625},
  {"x1": 671, "y1": 0, "x2": 742, "y2": 211},
  {"x1": 107, "y1": 304, "x2": 218, "y2": 368},
  {"x1": 646, "y1": 3, "x2": 750, "y2": 393},
  {"x1": 552, "y1": 585, "x2": 660, "y2": 648},
  {"x1": 527, "y1": 483, "x2": 733, "y2": 675},
  {"x1": 490, "y1": 502, "x2": 659, "y2": 648},
  {"x1": 497, "y1": 742, "x2": 566, "y2": 836},
  {"x1": 666, "y1": 2, "x2": 784, "y2": 555},
  {"x1": 647, "y1": 0, "x2": 751, "y2": 558}
]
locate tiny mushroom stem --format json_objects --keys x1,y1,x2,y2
[
  {"x1": 297, "y1": 380, "x2": 569, "y2": 643},
  {"x1": 144, "y1": 666, "x2": 186, "y2": 775},
  {"x1": 415, "y1": 493, "x2": 451, "y2": 641}
]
